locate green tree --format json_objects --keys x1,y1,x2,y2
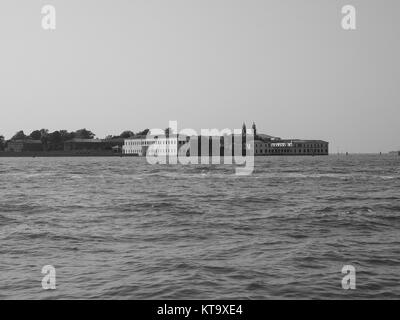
[{"x1": 11, "y1": 130, "x2": 27, "y2": 140}]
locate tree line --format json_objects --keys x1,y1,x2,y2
[{"x1": 0, "y1": 128, "x2": 151, "y2": 151}]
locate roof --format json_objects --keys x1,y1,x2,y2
[
  {"x1": 65, "y1": 139, "x2": 104, "y2": 143},
  {"x1": 287, "y1": 140, "x2": 329, "y2": 143},
  {"x1": 105, "y1": 138, "x2": 125, "y2": 142},
  {"x1": 125, "y1": 135, "x2": 188, "y2": 141},
  {"x1": 9, "y1": 139, "x2": 42, "y2": 144},
  {"x1": 253, "y1": 139, "x2": 329, "y2": 144},
  {"x1": 258, "y1": 134, "x2": 279, "y2": 140}
]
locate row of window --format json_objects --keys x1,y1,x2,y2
[
  {"x1": 125, "y1": 139, "x2": 178, "y2": 146},
  {"x1": 124, "y1": 149, "x2": 177, "y2": 155},
  {"x1": 255, "y1": 143, "x2": 328, "y2": 148},
  {"x1": 125, "y1": 149, "x2": 141, "y2": 155},
  {"x1": 294, "y1": 143, "x2": 327, "y2": 148},
  {"x1": 255, "y1": 149, "x2": 328, "y2": 154}
]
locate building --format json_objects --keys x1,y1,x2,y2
[
  {"x1": 123, "y1": 123, "x2": 329, "y2": 157},
  {"x1": 105, "y1": 138, "x2": 125, "y2": 153},
  {"x1": 254, "y1": 139, "x2": 329, "y2": 156},
  {"x1": 5, "y1": 140, "x2": 43, "y2": 152},
  {"x1": 64, "y1": 139, "x2": 109, "y2": 152},
  {"x1": 63, "y1": 138, "x2": 124, "y2": 153},
  {"x1": 123, "y1": 136, "x2": 188, "y2": 156},
  {"x1": 188, "y1": 134, "x2": 247, "y2": 157},
  {"x1": 124, "y1": 135, "x2": 328, "y2": 157},
  {"x1": 187, "y1": 132, "x2": 328, "y2": 157}
]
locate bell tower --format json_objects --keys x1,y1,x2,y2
[
  {"x1": 252, "y1": 122, "x2": 257, "y2": 138},
  {"x1": 241, "y1": 122, "x2": 247, "y2": 156}
]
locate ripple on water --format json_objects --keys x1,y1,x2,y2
[{"x1": 0, "y1": 155, "x2": 400, "y2": 299}]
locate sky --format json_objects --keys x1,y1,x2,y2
[{"x1": 0, "y1": 0, "x2": 399, "y2": 153}]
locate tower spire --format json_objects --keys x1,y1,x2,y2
[
  {"x1": 252, "y1": 122, "x2": 257, "y2": 137},
  {"x1": 242, "y1": 122, "x2": 247, "y2": 136}
]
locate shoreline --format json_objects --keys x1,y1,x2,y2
[
  {"x1": 0, "y1": 152, "x2": 395, "y2": 158},
  {"x1": 0, "y1": 151, "x2": 136, "y2": 157}
]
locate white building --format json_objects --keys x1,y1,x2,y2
[{"x1": 123, "y1": 136, "x2": 187, "y2": 156}]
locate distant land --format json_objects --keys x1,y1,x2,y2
[{"x1": 0, "y1": 126, "x2": 398, "y2": 157}]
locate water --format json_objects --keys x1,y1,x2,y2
[{"x1": 0, "y1": 155, "x2": 399, "y2": 299}]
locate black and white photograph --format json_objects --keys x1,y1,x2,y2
[{"x1": 0, "y1": 0, "x2": 399, "y2": 308}]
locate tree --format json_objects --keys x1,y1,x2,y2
[
  {"x1": 59, "y1": 130, "x2": 75, "y2": 142},
  {"x1": 40, "y1": 129, "x2": 49, "y2": 137},
  {"x1": 120, "y1": 131, "x2": 134, "y2": 139},
  {"x1": 29, "y1": 130, "x2": 42, "y2": 140},
  {"x1": 74, "y1": 128, "x2": 95, "y2": 139},
  {"x1": 40, "y1": 129, "x2": 49, "y2": 151},
  {"x1": 0, "y1": 135, "x2": 5, "y2": 151},
  {"x1": 48, "y1": 131, "x2": 63, "y2": 150},
  {"x1": 136, "y1": 129, "x2": 149, "y2": 137},
  {"x1": 11, "y1": 130, "x2": 27, "y2": 140}
]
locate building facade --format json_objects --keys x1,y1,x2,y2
[
  {"x1": 124, "y1": 136, "x2": 328, "y2": 157},
  {"x1": 123, "y1": 136, "x2": 187, "y2": 156},
  {"x1": 6, "y1": 140, "x2": 43, "y2": 152},
  {"x1": 123, "y1": 123, "x2": 328, "y2": 157},
  {"x1": 188, "y1": 135, "x2": 329, "y2": 157},
  {"x1": 254, "y1": 139, "x2": 329, "y2": 156},
  {"x1": 63, "y1": 138, "x2": 124, "y2": 153},
  {"x1": 64, "y1": 139, "x2": 109, "y2": 151}
]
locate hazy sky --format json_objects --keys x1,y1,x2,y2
[{"x1": 0, "y1": 0, "x2": 399, "y2": 153}]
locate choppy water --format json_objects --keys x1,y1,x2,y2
[{"x1": 0, "y1": 155, "x2": 399, "y2": 299}]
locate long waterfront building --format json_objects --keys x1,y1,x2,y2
[{"x1": 123, "y1": 134, "x2": 329, "y2": 157}]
